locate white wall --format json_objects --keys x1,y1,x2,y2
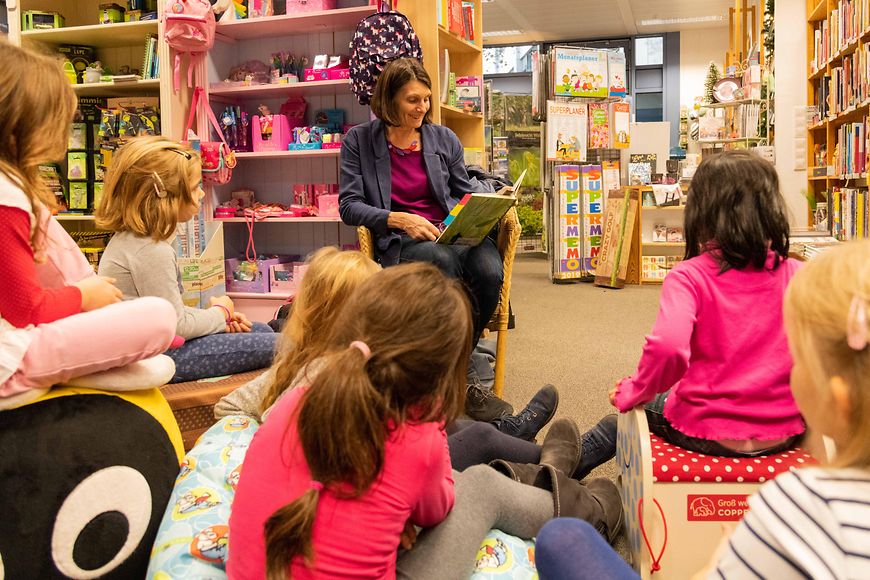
[
  {"x1": 774, "y1": 0, "x2": 809, "y2": 227},
  {"x1": 679, "y1": 26, "x2": 730, "y2": 109}
]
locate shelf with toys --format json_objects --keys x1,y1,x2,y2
[
  {"x1": 634, "y1": 185, "x2": 688, "y2": 285},
  {"x1": 200, "y1": 1, "x2": 373, "y2": 318},
  {"x1": 6, "y1": 0, "x2": 186, "y2": 258}
]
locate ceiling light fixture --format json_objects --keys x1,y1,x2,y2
[
  {"x1": 483, "y1": 29, "x2": 523, "y2": 37},
  {"x1": 638, "y1": 15, "x2": 724, "y2": 26}
]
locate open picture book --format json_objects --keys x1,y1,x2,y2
[{"x1": 436, "y1": 169, "x2": 526, "y2": 246}]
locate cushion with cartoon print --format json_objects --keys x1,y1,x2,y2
[
  {"x1": 471, "y1": 529, "x2": 538, "y2": 580},
  {"x1": 147, "y1": 415, "x2": 256, "y2": 578}
]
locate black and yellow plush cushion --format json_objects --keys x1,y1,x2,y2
[{"x1": 0, "y1": 387, "x2": 183, "y2": 578}]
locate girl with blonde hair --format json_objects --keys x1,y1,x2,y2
[
  {"x1": 97, "y1": 136, "x2": 277, "y2": 382},
  {"x1": 0, "y1": 42, "x2": 177, "y2": 408},
  {"x1": 214, "y1": 246, "x2": 381, "y2": 420}
]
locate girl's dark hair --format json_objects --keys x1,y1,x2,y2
[
  {"x1": 263, "y1": 262, "x2": 472, "y2": 579},
  {"x1": 683, "y1": 150, "x2": 790, "y2": 272},
  {"x1": 370, "y1": 57, "x2": 433, "y2": 126}
]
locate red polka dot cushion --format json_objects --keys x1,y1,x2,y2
[{"x1": 649, "y1": 435, "x2": 816, "y2": 484}]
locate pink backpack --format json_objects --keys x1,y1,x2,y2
[{"x1": 161, "y1": 0, "x2": 216, "y2": 91}]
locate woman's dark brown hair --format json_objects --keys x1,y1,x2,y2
[
  {"x1": 683, "y1": 150, "x2": 790, "y2": 272},
  {"x1": 370, "y1": 57, "x2": 433, "y2": 126},
  {"x1": 263, "y1": 262, "x2": 472, "y2": 579}
]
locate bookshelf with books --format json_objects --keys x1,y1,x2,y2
[
  {"x1": 5, "y1": 0, "x2": 187, "y2": 262},
  {"x1": 806, "y1": 0, "x2": 870, "y2": 232},
  {"x1": 401, "y1": 0, "x2": 485, "y2": 150},
  {"x1": 633, "y1": 185, "x2": 688, "y2": 284},
  {"x1": 203, "y1": 4, "x2": 373, "y2": 314}
]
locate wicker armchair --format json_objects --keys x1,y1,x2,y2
[{"x1": 356, "y1": 207, "x2": 521, "y2": 398}]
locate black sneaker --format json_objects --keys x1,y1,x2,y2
[
  {"x1": 465, "y1": 382, "x2": 513, "y2": 422},
  {"x1": 492, "y1": 384, "x2": 559, "y2": 442},
  {"x1": 572, "y1": 414, "x2": 618, "y2": 480}
]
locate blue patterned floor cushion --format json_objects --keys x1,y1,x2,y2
[
  {"x1": 147, "y1": 415, "x2": 537, "y2": 579},
  {"x1": 471, "y1": 529, "x2": 537, "y2": 580},
  {"x1": 147, "y1": 415, "x2": 257, "y2": 579}
]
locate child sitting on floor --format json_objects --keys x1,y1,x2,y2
[
  {"x1": 96, "y1": 136, "x2": 278, "y2": 383},
  {"x1": 0, "y1": 43, "x2": 177, "y2": 409},
  {"x1": 590, "y1": 151, "x2": 804, "y2": 471},
  {"x1": 536, "y1": 239, "x2": 870, "y2": 579},
  {"x1": 229, "y1": 263, "x2": 622, "y2": 579}
]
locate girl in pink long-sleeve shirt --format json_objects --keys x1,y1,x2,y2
[
  {"x1": 608, "y1": 151, "x2": 804, "y2": 458},
  {"x1": 228, "y1": 263, "x2": 473, "y2": 579}
]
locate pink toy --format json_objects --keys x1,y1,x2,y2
[{"x1": 252, "y1": 114, "x2": 291, "y2": 152}]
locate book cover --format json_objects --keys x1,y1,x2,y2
[
  {"x1": 610, "y1": 102, "x2": 630, "y2": 148},
  {"x1": 553, "y1": 47, "x2": 608, "y2": 98},
  {"x1": 629, "y1": 154, "x2": 656, "y2": 186},
  {"x1": 439, "y1": 49, "x2": 450, "y2": 103},
  {"x1": 461, "y1": 1, "x2": 475, "y2": 41},
  {"x1": 436, "y1": 170, "x2": 525, "y2": 246},
  {"x1": 546, "y1": 100, "x2": 587, "y2": 162},
  {"x1": 555, "y1": 165, "x2": 585, "y2": 279},
  {"x1": 455, "y1": 76, "x2": 482, "y2": 112},
  {"x1": 698, "y1": 116, "x2": 725, "y2": 140},
  {"x1": 447, "y1": 0, "x2": 464, "y2": 35},
  {"x1": 581, "y1": 165, "x2": 604, "y2": 274},
  {"x1": 608, "y1": 51, "x2": 627, "y2": 98},
  {"x1": 588, "y1": 103, "x2": 610, "y2": 149}
]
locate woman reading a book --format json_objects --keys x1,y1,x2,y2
[{"x1": 339, "y1": 58, "x2": 515, "y2": 422}]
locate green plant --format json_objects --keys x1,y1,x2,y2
[{"x1": 516, "y1": 204, "x2": 543, "y2": 235}]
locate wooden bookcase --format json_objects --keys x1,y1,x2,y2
[
  {"x1": 634, "y1": 187, "x2": 686, "y2": 285},
  {"x1": 401, "y1": 0, "x2": 485, "y2": 149},
  {"x1": 806, "y1": 0, "x2": 870, "y2": 229}
]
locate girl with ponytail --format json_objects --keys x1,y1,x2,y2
[{"x1": 228, "y1": 262, "x2": 473, "y2": 579}]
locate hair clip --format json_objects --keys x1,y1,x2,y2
[
  {"x1": 169, "y1": 148, "x2": 193, "y2": 160},
  {"x1": 152, "y1": 172, "x2": 168, "y2": 198},
  {"x1": 847, "y1": 295, "x2": 868, "y2": 350}
]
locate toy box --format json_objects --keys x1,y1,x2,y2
[
  {"x1": 99, "y1": 4, "x2": 126, "y2": 23},
  {"x1": 269, "y1": 262, "x2": 308, "y2": 292},
  {"x1": 303, "y1": 68, "x2": 329, "y2": 82},
  {"x1": 225, "y1": 255, "x2": 296, "y2": 294},
  {"x1": 317, "y1": 194, "x2": 339, "y2": 217},
  {"x1": 57, "y1": 45, "x2": 97, "y2": 85},
  {"x1": 67, "y1": 152, "x2": 89, "y2": 180},
  {"x1": 69, "y1": 182, "x2": 89, "y2": 210},
  {"x1": 328, "y1": 68, "x2": 350, "y2": 80},
  {"x1": 252, "y1": 114, "x2": 291, "y2": 152},
  {"x1": 287, "y1": 0, "x2": 337, "y2": 12},
  {"x1": 22, "y1": 11, "x2": 64, "y2": 30}
]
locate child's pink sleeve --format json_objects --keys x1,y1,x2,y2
[
  {"x1": 410, "y1": 427, "x2": 455, "y2": 528},
  {"x1": 614, "y1": 268, "x2": 698, "y2": 411}
]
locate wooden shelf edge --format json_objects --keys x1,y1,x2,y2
[
  {"x1": 209, "y1": 79, "x2": 349, "y2": 98},
  {"x1": 440, "y1": 103, "x2": 484, "y2": 119},
  {"x1": 808, "y1": 0, "x2": 828, "y2": 22},
  {"x1": 437, "y1": 26, "x2": 482, "y2": 53},
  {"x1": 20, "y1": 20, "x2": 158, "y2": 47},
  {"x1": 216, "y1": 6, "x2": 376, "y2": 40},
  {"x1": 234, "y1": 149, "x2": 341, "y2": 160},
  {"x1": 227, "y1": 291, "x2": 295, "y2": 300}
]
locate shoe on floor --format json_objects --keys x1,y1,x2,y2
[
  {"x1": 493, "y1": 384, "x2": 559, "y2": 442},
  {"x1": 539, "y1": 417, "x2": 582, "y2": 475},
  {"x1": 465, "y1": 382, "x2": 513, "y2": 422},
  {"x1": 572, "y1": 414, "x2": 618, "y2": 480}
]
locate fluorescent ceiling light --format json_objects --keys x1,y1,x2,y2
[
  {"x1": 483, "y1": 29, "x2": 523, "y2": 37},
  {"x1": 638, "y1": 15, "x2": 724, "y2": 26}
]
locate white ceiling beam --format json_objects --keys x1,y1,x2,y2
[{"x1": 617, "y1": 0, "x2": 638, "y2": 36}]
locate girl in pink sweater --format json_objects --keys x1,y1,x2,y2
[{"x1": 606, "y1": 151, "x2": 804, "y2": 459}]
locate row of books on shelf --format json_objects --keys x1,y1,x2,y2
[
  {"x1": 831, "y1": 186, "x2": 870, "y2": 240},
  {"x1": 641, "y1": 256, "x2": 683, "y2": 281},
  {"x1": 545, "y1": 101, "x2": 630, "y2": 162},
  {"x1": 438, "y1": 0, "x2": 476, "y2": 43},
  {"x1": 811, "y1": 0, "x2": 870, "y2": 72},
  {"x1": 823, "y1": 47, "x2": 870, "y2": 117},
  {"x1": 141, "y1": 34, "x2": 159, "y2": 80},
  {"x1": 832, "y1": 116, "x2": 867, "y2": 176},
  {"x1": 441, "y1": 70, "x2": 483, "y2": 112}
]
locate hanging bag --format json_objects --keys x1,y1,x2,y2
[
  {"x1": 161, "y1": 0, "x2": 216, "y2": 92},
  {"x1": 185, "y1": 86, "x2": 237, "y2": 185},
  {"x1": 349, "y1": 4, "x2": 422, "y2": 106}
]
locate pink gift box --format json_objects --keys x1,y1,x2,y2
[
  {"x1": 317, "y1": 194, "x2": 340, "y2": 217},
  {"x1": 270, "y1": 262, "x2": 309, "y2": 292},
  {"x1": 252, "y1": 114, "x2": 291, "y2": 152},
  {"x1": 286, "y1": 0, "x2": 336, "y2": 12},
  {"x1": 328, "y1": 68, "x2": 350, "y2": 80},
  {"x1": 226, "y1": 256, "x2": 296, "y2": 293},
  {"x1": 321, "y1": 142, "x2": 342, "y2": 149},
  {"x1": 304, "y1": 69, "x2": 329, "y2": 82}
]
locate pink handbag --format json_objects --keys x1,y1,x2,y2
[{"x1": 185, "y1": 86, "x2": 236, "y2": 185}]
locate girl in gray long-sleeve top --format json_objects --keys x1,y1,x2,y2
[{"x1": 96, "y1": 136, "x2": 278, "y2": 383}]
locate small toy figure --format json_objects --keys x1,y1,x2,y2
[{"x1": 257, "y1": 104, "x2": 272, "y2": 141}]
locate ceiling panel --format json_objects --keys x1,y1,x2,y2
[{"x1": 482, "y1": 0, "x2": 753, "y2": 45}]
